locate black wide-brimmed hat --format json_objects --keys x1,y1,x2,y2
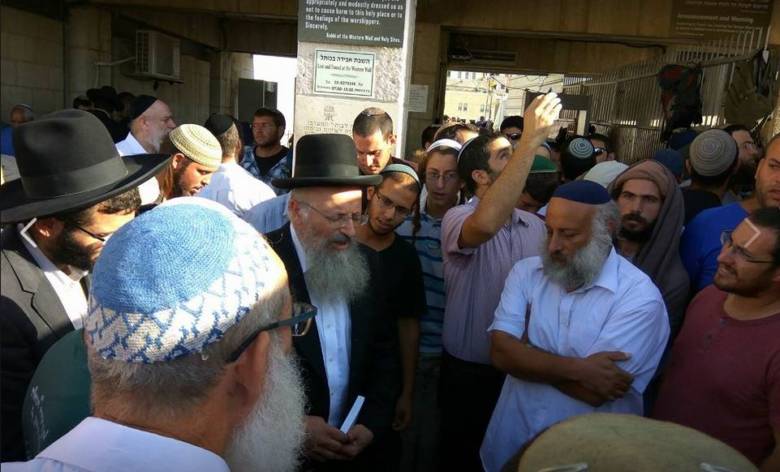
[
  {"x1": 86, "y1": 86, "x2": 122, "y2": 112},
  {"x1": 273, "y1": 134, "x2": 382, "y2": 189},
  {"x1": 0, "y1": 109, "x2": 170, "y2": 224}
]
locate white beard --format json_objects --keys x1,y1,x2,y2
[
  {"x1": 542, "y1": 229, "x2": 612, "y2": 291},
  {"x1": 300, "y1": 232, "x2": 369, "y2": 305},
  {"x1": 224, "y1": 341, "x2": 306, "y2": 472}
]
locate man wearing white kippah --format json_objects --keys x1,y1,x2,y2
[
  {"x1": 157, "y1": 124, "x2": 222, "y2": 201},
  {"x1": 3, "y1": 198, "x2": 310, "y2": 472}
]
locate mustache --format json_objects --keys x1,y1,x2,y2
[
  {"x1": 622, "y1": 213, "x2": 648, "y2": 225},
  {"x1": 330, "y1": 233, "x2": 352, "y2": 244}
]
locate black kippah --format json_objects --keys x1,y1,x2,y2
[
  {"x1": 129, "y1": 95, "x2": 157, "y2": 121},
  {"x1": 203, "y1": 113, "x2": 234, "y2": 137}
]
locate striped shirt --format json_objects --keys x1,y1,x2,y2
[{"x1": 397, "y1": 208, "x2": 446, "y2": 354}]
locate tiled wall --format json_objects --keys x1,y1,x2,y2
[{"x1": 1, "y1": 6, "x2": 65, "y2": 120}]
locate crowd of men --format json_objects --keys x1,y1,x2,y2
[{"x1": 0, "y1": 87, "x2": 778, "y2": 472}]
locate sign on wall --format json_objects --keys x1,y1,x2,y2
[
  {"x1": 671, "y1": 0, "x2": 774, "y2": 40},
  {"x1": 314, "y1": 50, "x2": 375, "y2": 98},
  {"x1": 298, "y1": 0, "x2": 406, "y2": 48}
]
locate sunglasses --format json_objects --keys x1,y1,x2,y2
[
  {"x1": 505, "y1": 132, "x2": 522, "y2": 141},
  {"x1": 226, "y1": 302, "x2": 317, "y2": 363}
]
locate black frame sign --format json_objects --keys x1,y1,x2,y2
[{"x1": 298, "y1": 0, "x2": 406, "y2": 48}]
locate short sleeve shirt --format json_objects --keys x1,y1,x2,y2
[
  {"x1": 440, "y1": 197, "x2": 545, "y2": 364},
  {"x1": 653, "y1": 286, "x2": 780, "y2": 465},
  {"x1": 376, "y1": 236, "x2": 426, "y2": 320},
  {"x1": 480, "y1": 249, "x2": 670, "y2": 472}
]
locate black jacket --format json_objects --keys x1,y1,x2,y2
[
  {"x1": 265, "y1": 224, "x2": 400, "y2": 438},
  {"x1": 1, "y1": 229, "x2": 76, "y2": 460}
]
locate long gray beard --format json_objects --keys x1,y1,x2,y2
[
  {"x1": 542, "y1": 231, "x2": 613, "y2": 291},
  {"x1": 303, "y1": 241, "x2": 369, "y2": 305},
  {"x1": 224, "y1": 341, "x2": 306, "y2": 472}
]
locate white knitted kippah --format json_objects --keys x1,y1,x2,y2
[{"x1": 169, "y1": 124, "x2": 222, "y2": 168}]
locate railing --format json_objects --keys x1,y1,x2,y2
[{"x1": 562, "y1": 28, "x2": 773, "y2": 163}]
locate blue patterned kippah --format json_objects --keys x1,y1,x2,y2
[
  {"x1": 552, "y1": 180, "x2": 611, "y2": 205},
  {"x1": 567, "y1": 138, "x2": 595, "y2": 159},
  {"x1": 85, "y1": 198, "x2": 285, "y2": 364}
]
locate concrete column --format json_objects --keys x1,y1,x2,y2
[
  {"x1": 65, "y1": 6, "x2": 112, "y2": 103},
  {"x1": 293, "y1": 0, "x2": 416, "y2": 158}
]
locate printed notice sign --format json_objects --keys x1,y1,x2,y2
[
  {"x1": 314, "y1": 50, "x2": 375, "y2": 98},
  {"x1": 298, "y1": 0, "x2": 406, "y2": 48},
  {"x1": 671, "y1": 0, "x2": 774, "y2": 40}
]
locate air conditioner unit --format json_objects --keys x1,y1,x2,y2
[{"x1": 135, "y1": 30, "x2": 180, "y2": 81}]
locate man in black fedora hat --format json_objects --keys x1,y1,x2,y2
[
  {"x1": 264, "y1": 133, "x2": 401, "y2": 471},
  {"x1": 0, "y1": 109, "x2": 170, "y2": 461}
]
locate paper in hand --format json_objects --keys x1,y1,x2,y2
[{"x1": 339, "y1": 395, "x2": 365, "y2": 433}]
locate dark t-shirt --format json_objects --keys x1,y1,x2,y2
[
  {"x1": 653, "y1": 286, "x2": 780, "y2": 465},
  {"x1": 254, "y1": 146, "x2": 289, "y2": 177},
  {"x1": 376, "y1": 236, "x2": 427, "y2": 319},
  {"x1": 681, "y1": 188, "x2": 721, "y2": 225}
]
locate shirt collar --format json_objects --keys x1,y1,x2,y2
[
  {"x1": 17, "y1": 224, "x2": 88, "y2": 283},
  {"x1": 39, "y1": 417, "x2": 229, "y2": 472},
  {"x1": 579, "y1": 247, "x2": 620, "y2": 294},
  {"x1": 290, "y1": 223, "x2": 309, "y2": 273}
]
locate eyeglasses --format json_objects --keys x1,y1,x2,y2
[
  {"x1": 298, "y1": 201, "x2": 368, "y2": 227},
  {"x1": 226, "y1": 302, "x2": 317, "y2": 363},
  {"x1": 373, "y1": 189, "x2": 412, "y2": 218},
  {"x1": 720, "y1": 231, "x2": 774, "y2": 264},
  {"x1": 72, "y1": 224, "x2": 111, "y2": 243},
  {"x1": 505, "y1": 132, "x2": 522, "y2": 141},
  {"x1": 425, "y1": 171, "x2": 460, "y2": 185}
]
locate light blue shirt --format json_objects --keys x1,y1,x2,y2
[
  {"x1": 290, "y1": 224, "x2": 351, "y2": 426},
  {"x1": 2, "y1": 417, "x2": 228, "y2": 472},
  {"x1": 480, "y1": 249, "x2": 670, "y2": 472},
  {"x1": 242, "y1": 193, "x2": 291, "y2": 234},
  {"x1": 197, "y1": 162, "x2": 276, "y2": 217}
]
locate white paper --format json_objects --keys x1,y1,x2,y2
[
  {"x1": 339, "y1": 395, "x2": 366, "y2": 433},
  {"x1": 408, "y1": 84, "x2": 428, "y2": 113}
]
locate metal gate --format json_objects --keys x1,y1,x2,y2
[{"x1": 562, "y1": 28, "x2": 775, "y2": 163}]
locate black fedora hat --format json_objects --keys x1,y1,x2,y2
[
  {"x1": 0, "y1": 109, "x2": 170, "y2": 224},
  {"x1": 86, "y1": 86, "x2": 122, "y2": 112},
  {"x1": 273, "y1": 134, "x2": 382, "y2": 189}
]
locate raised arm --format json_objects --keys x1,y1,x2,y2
[{"x1": 458, "y1": 93, "x2": 562, "y2": 249}]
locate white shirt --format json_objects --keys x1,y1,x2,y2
[
  {"x1": 115, "y1": 132, "x2": 161, "y2": 205},
  {"x1": 242, "y1": 193, "x2": 291, "y2": 234},
  {"x1": 480, "y1": 249, "x2": 670, "y2": 472},
  {"x1": 290, "y1": 224, "x2": 352, "y2": 426},
  {"x1": 18, "y1": 226, "x2": 87, "y2": 330},
  {"x1": 197, "y1": 162, "x2": 275, "y2": 217},
  {"x1": 2, "y1": 417, "x2": 228, "y2": 472}
]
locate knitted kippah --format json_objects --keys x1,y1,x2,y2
[
  {"x1": 381, "y1": 163, "x2": 421, "y2": 188},
  {"x1": 552, "y1": 180, "x2": 611, "y2": 204},
  {"x1": 567, "y1": 138, "x2": 595, "y2": 159},
  {"x1": 169, "y1": 124, "x2": 222, "y2": 168},
  {"x1": 689, "y1": 129, "x2": 737, "y2": 177},
  {"x1": 85, "y1": 198, "x2": 285, "y2": 363}
]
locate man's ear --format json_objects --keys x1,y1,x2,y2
[
  {"x1": 32, "y1": 217, "x2": 65, "y2": 239},
  {"x1": 171, "y1": 153, "x2": 186, "y2": 170},
  {"x1": 229, "y1": 330, "x2": 271, "y2": 419},
  {"x1": 471, "y1": 169, "x2": 489, "y2": 188},
  {"x1": 387, "y1": 133, "x2": 397, "y2": 146},
  {"x1": 685, "y1": 160, "x2": 692, "y2": 175},
  {"x1": 366, "y1": 186, "x2": 376, "y2": 200}
]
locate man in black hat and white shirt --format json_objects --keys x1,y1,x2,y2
[
  {"x1": 0, "y1": 109, "x2": 169, "y2": 461},
  {"x1": 115, "y1": 95, "x2": 177, "y2": 204},
  {"x1": 265, "y1": 134, "x2": 401, "y2": 470}
]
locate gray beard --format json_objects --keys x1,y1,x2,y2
[
  {"x1": 224, "y1": 341, "x2": 306, "y2": 472},
  {"x1": 542, "y1": 231, "x2": 613, "y2": 291},
  {"x1": 303, "y1": 240, "x2": 369, "y2": 305}
]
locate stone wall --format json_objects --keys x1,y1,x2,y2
[{"x1": 0, "y1": 6, "x2": 64, "y2": 119}]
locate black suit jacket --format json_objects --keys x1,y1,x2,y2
[
  {"x1": 1, "y1": 229, "x2": 75, "y2": 461},
  {"x1": 266, "y1": 224, "x2": 401, "y2": 437}
]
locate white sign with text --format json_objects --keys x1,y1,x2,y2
[{"x1": 314, "y1": 50, "x2": 375, "y2": 98}]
